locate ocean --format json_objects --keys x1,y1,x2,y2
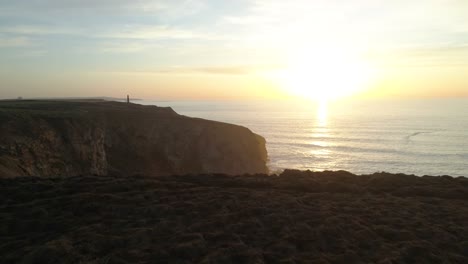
[{"x1": 139, "y1": 99, "x2": 468, "y2": 177}]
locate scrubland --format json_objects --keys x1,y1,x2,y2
[{"x1": 1, "y1": 170, "x2": 467, "y2": 263}]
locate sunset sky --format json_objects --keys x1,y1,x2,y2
[{"x1": 1, "y1": 0, "x2": 467, "y2": 100}]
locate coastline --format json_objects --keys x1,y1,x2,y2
[
  {"x1": 139, "y1": 99, "x2": 468, "y2": 177},
  {"x1": 1, "y1": 99, "x2": 467, "y2": 262}
]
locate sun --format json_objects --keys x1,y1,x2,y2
[{"x1": 276, "y1": 47, "x2": 373, "y2": 102}]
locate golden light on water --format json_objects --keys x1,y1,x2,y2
[
  {"x1": 317, "y1": 100, "x2": 328, "y2": 127},
  {"x1": 308, "y1": 100, "x2": 330, "y2": 161},
  {"x1": 306, "y1": 99, "x2": 332, "y2": 169}
]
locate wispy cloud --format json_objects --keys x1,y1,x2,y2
[
  {"x1": 0, "y1": 24, "x2": 228, "y2": 42},
  {"x1": 16, "y1": 50, "x2": 48, "y2": 57},
  {"x1": 376, "y1": 43, "x2": 468, "y2": 67},
  {"x1": 0, "y1": 34, "x2": 30, "y2": 47},
  {"x1": 0, "y1": 25, "x2": 82, "y2": 35},
  {"x1": 223, "y1": 15, "x2": 275, "y2": 25},
  {"x1": 0, "y1": 0, "x2": 208, "y2": 20},
  {"x1": 159, "y1": 66, "x2": 258, "y2": 75},
  {"x1": 102, "y1": 25, "x2": 220, "y2": 40},
  {"x1": 105, "y1": 64, "x2": 281, "y2": 75},
  {"x1": 98, "y1": 41, "x2": 161, "y2": 53}
]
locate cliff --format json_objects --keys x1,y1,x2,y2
[{"x1": 0, "y1": 100, "x2": 268, "y2": 177}]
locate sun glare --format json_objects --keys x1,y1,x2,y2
[{"x1": 277, "y1": 47, "x2": 373, "y2": 102}]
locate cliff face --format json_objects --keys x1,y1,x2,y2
[{"x1": 0, "y1": 100, "x2": 268, "y2": 177}]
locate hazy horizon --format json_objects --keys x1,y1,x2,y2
[{"x1": 1, "y1": 0, "x2": 468, "y2": 101}]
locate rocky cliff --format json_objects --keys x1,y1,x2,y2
[{"x1": 0, "y1": 100, "x2": 268, "y2": 177}]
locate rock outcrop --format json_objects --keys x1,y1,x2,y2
[{"x1": 0, "y1": 100, "x2": 268, "y2": 177}]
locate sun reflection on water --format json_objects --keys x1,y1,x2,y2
[
  {"x1": 311, "y1": 141, "x2": 329, "y2": 147},
  {"x1": 309, "y1": 148, "x2": 330, "y2": 157},
  {"x1": 309, "y1": 101, "x2": 331, "y2": 161},
  {"x1": 317, "y1": 100, "x2": 328, "y2": 127}
]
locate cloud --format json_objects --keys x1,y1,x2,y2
[
  {"x1": 194, "y1": 66, "x2": 255, "y2": 75},
  {"x1": 0, "y1": 23, "x2": 227, "y2": 43},
  {"x1": 103, "y1": 25, "x2": 215, "y2": 40},
  {"x1": 0, "y1": 0, "x2": 207, "y2": 19},
  {"x1": 105, "y1": 65, "x2": 281, "y2": 75},
  {"x1": 166, "y1": 66, "x2": 257, "y2": 75},
  {"x1": 403, "y1": 44, "x2": 468, "y2": 56},
  {"x1": 370, "y1": 43, "x2": 468, "y2": 68},
  {"x1": 0, "y1": 0, "x2": 153, "y2": 11},
  {"x1": 0, "y1": 25, "x2": 81, "y2": 35},
  {"x1": 99, "y1": 42, "x2": 160, "y2": 53},
  {"x1": 411, "y1": 44, "x2": 468, "y2": 66},
  {"x1": 223, "y1": 15, "x2": 275, "y2": 25},
  {"x1": 16, "y1": 50, "x2": 47, "y2": 57},
  {"x1": 0, "y1": 34, "x2": 30, "y2": 47}
]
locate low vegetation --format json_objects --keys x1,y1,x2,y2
[{"x1": 1, "y1": 170, "x2": 467, "y2": 263}]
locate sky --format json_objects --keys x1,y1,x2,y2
[{"x1": 0, "y1": 0, "x2": 467, "y2": 100}]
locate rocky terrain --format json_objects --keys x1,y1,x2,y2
[
  {"x1": 1, "y1": 170, "x2": 467, "y2": 263},
  {"x1": 0, "y1": 100, "x2": 267, "y2": 177}
]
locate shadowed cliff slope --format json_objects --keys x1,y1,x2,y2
[
  {"x1": 0, "y1": 100, "x2": 267, "y2": 177},
  {"x1": 1, "y1": 171, "x2": 467, "y2": 263}
]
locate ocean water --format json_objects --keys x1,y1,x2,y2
[{"x1": 139, "y1": 99, "x2": 468, "y2": 176}]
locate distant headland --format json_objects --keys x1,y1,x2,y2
[
  {"x1": 2, "y1": 96, "x2": 143, "y2": 102},
  {"x1": 0, "y1": 99, "x2": 267, "y2": 177}
]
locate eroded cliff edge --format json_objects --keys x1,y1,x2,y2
[{"x1": 0, "y1": 100, "x2": 268, "y2": 177}]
